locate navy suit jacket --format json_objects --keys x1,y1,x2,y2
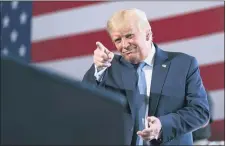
[{"x1": 82, "y1": 44, "x2": 209, "y2": 145}]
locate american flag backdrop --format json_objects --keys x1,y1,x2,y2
[{"x1": 1, "y1": 1, "x2": 224, "y2": 141}]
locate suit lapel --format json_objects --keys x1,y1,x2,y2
[{"x1": 149, "y1": 45, "x2": 171, "y2": 116}]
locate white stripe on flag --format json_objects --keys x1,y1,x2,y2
[
  {"x1": 159, "y1": 32, "x2": 224, "y2": 66},
  {"x1": 209, "y1": 89, "x2": 225, "y2": 120}
]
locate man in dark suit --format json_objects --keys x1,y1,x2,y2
[{"x1": 82, "y1": 8, "x2": 209, "y2": 145}]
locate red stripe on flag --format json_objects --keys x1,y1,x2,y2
[
  {"x1": 200, "y1": 62, "x2": 224, "y2": 91},
  {"x1": 32, "y1": 6, "x2": 224, "y2": 62},
  {"x1": 33, "y1": 1, "x2": 105, "y2": 16},
  {"x1": 152, "y1": 6, "x2": 224, "y2": 43},
  {"x1": 209, "y1": 119, "x2": 225, "y2": 141}
]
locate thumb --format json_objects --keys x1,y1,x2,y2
[
  {"x1": 147, "y1": 116, "x2": 156, "y2": 124},
  {"x1": 107, "y1": 51, "x2": 114, "y2": 60}
]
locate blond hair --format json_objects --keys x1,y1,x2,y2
[{"x1": 107, "y1": 8, "x2": 151, "y2": 33}]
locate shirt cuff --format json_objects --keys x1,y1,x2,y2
[{"x1": 94, "y1": 65, "x2": 107, "y2": 81}]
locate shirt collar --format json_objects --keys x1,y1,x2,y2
[{"x1": 143, "y1": 43, "x2": 155, "y2": 67}]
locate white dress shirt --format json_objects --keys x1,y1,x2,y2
[{"x1": 141, "y1": 44, "x2": 155, "y2": 123}]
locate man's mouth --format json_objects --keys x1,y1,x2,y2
[
  {"x1": 123, "y1": 49, "x2": 134, "y2": 54},
  {"x1": 122, "y1": 46, "x2": 136, "y2": 55},
  {"x1": 123, "y1": 51, "x2": 133, "y2": 55}
]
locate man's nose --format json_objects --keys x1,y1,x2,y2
[{"x1": 121, "y1": 38, "x2": 130, "y2": 49}]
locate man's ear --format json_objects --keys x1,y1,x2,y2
[{"x1": 146, "y1": 29, "x2": 152, "y2": 41}]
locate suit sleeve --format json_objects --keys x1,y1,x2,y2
[
  {"x1": 158, "y1": 57, "x2": 210, "y2": 144},
  {"x1": 82, "y1": 64, "x2": 107, "y2": 87},
  {"x1": 82, "y1": 64, "x2": 97, "y2": 85}
]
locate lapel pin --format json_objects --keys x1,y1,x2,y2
[{"x1": 162, "y1": 64, "x2": 167, "y2": 68}]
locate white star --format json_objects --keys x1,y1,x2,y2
[
  {"x1": 10, "y1": 29, "x2": 18, "y2": 43},
  {"x1": 1, "y1": 47, "x2": 9, "y2": 56},
  {"x1": 11, "y1": 1, "x2": 19, "y2": 9},
  {"x1": 20, "y1": 12, "x2": 27, "y2": 24},
  {"x1": 2, "y1": 15, "x2": 10, "y2": 28},
  {"x1": 19, "y1": 44, "x2": 26, "y2": 57}
]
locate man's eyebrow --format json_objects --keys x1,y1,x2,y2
[
  {"x1": 114, "y1": 37, "x2": 121, "y2": 41},
  {"x1": 125, "y1": 33, "x2": 133, "y2": 36}
]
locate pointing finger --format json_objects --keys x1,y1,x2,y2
[{"x1": 96, "y1": 41, "x2": 106, "y2": 51}]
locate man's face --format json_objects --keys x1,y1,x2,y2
[{"x1": 109, "y1": 22, "x2": 149, "y2": 64}]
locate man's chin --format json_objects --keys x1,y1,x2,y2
[{"x1": 124, "y1": 55, "x2": 139, "y2": 64}]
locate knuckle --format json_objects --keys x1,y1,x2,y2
[
  {"x1": 99, "y1": 58, "x2": 104, "y2": 62},
  {"x1": 100, "y1": 54, "x2": 106, "y2": 59}
]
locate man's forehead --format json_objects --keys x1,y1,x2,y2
[
  {"x1": 110, "y1": 24, "x2": 138, "y2": 35},
  {"x1": 111, "y1": 29, "x2": 133, "y2": 37}
]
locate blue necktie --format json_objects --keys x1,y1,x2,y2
[
  {"x1": 137, "y1": 62, "x2": 147, "y2": 94},
  {"x1": 136, "y1": 62, "x2": 147, "y2": 145}
]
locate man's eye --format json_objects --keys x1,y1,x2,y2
[
  {"x1": 115, "y1": 39, "x2": 121, "y2": 43},
  {"x1": 126, "y1": 34, "x2": 134, "y2": 39}
]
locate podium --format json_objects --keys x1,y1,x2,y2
[{"x1": 1, "y1": 57, "x2": 127, "y2": 145}]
